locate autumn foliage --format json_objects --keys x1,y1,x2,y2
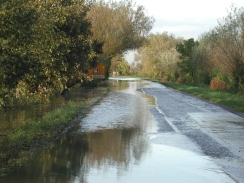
[
  {"x1": 209, "y1": 77, "x2": 228, "y2": 91},
  {"x1": 131, "y1": 5, "x2": 244, "y2": 95}
]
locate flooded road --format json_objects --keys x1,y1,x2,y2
[{"x1": 1, "y1": 79, "x2": 241, "y2": 182}]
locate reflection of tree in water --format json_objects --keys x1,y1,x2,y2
[
  {"x1": 109, "y1": 80, "x2": 129, "y2": 91},
  {"x1": 0, "y1": 131, "x2": 89, "y2": 183},
  {"x1": 37, "y1": 133, "x2": 89, "y2": 183},
  {"x1": 83, "y1": 127, "x2": 149, "y2": 172},
  {"x1": 1, "y1": 80, "x2": 153, "y2": 183}
]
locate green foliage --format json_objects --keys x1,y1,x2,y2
[
  {"x1": 0, "y1": 94, "x2": 103, "y2": 176},
  {"x1": 0, "y1": 0, "x2": 38, "y2": 89},
  {"x1": 110, "y1": 56, "x2": 130, "y2": 76},
  {"x1": 0, "y1": 0, "x2": 153, "y2": 102},
  {"x1": 190, "y1": 37, "x2": 213, "y2": 85},
  {"x1": 208, "y1": 6, "x2": 244, "y2": 93},
  {"x1": 134, "y1": 32, "x2": 182, "y2": 78},
  {"x1": 0, "y1": 0, "x2": 102, "y2": 107},
  {"x1": 9, "y1": 100, "x2": 86, "y2": 143},
  {"x1": 161, "y1": 82, "x2": 244, "y2": 112},
  {"x1": 176, "y1": 38, "x2": 199, "y2": 82},
  {"x1": 87, "y1": 0, "x2": 154, "y2": 77}
]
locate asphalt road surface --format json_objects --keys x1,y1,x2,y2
[{"x1": 139, "y1": 81, "x2": 244, "y2": 182}]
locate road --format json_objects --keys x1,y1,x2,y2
[
  {"x1": 1, "y1": 79, "x2": 243, "y2": 183},
  {"x1": 140, "y1": 81, "x2": 244, "y2": 182}
]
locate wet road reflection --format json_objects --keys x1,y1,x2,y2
[
  {"x1": 0, "y1": 79, "x2": 235, "y2": 183},
  {"x1": 85, "y1": 144, "x2": 233, "y2": 183}
]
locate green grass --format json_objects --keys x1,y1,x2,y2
[
  {"x1": 0, "y1": 91, "x2": 106, "y2": 176},
  {"x1": 8, "y1": 98, "x2": 100, "y2": 146},
  {"x1": 148, "y1": 79, "x2": 244, "y2": 112}
]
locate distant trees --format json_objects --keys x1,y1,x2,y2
[
  {"x1": 0, "y1": 0, "x2": 154, "y2": 106},
  {"x1": 87, "y1": 0, "x2": 154, "y2": 76},
  {"x1": 190, "y1": 36, "x2": 213, "y2": 84},
  {"x1": 187, "y1": 5, "x2": 244, "y2": 93},
  {"x1": 133, "y1": 5, "x2": 244, "y2": 95},
  {"x1": 110, "y1": 55, "x2": 130, "y2": 76},
  {"x1": 176, "y1": 38, "x2": 199, "y2": 82},
  {"x1": 133, "y1": 32, "x2": 182, "y2": 79},
  {"x1": 3, "y1": 0, "x2": 243, "y2": 107}
]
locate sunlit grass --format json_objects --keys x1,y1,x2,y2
[
  {"x1": 147, "y1": 79, "x2": 244, "y2": 112},
  {"x1": 164, "y1": 82, "x2": 244, "y2": 112},
  {"x1": 1, "y1": 99, "x2": 100, "y2": 176},
  {"x1": 0, "y1": 86, "x2": 108, "y2": 176},
  {"x1": 8, "y1": 98, "x2": 99, "y2": 144}
]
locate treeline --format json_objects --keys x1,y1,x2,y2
[
  {"x1": 0, "y1": 0, "x2": 153, "y2": 107},
  {"x1": 131, "y1": 6, "x2": 244, "y2": 95}
]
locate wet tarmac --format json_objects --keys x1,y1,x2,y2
[{"x1": 1, "y1": 79, "x2": 242, "y2": 183}]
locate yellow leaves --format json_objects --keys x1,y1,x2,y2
[
  {"x1": 136, "y1": 33, "x2": 182, "y2": 78},
  {"x1": 87, "y1": 0, "x2": 153, "y2": 56}
]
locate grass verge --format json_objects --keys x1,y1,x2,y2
[
  {"x1": 147, "y1": 79, "x2": 244, "y2": 112},
  {"x1": 0, "y1": 87, "x2": 108, "y2": 176}
]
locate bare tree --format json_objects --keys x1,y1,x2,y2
[{"x1": 210, "y1": 6, "x2": 244, "y2": 92}]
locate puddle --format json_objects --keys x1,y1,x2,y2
[
  {"x1": 189, "y1": 112, "x2": 244, "y2": 158},
  {"x1": 82, "y1": 144, "x2": 234, "y2": 183}
]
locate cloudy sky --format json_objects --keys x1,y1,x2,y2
[
  {"x1": 124, "y1": 0, "x2": 244, "y2": 62},
  {"x1": 134, "y1": 0, "x2": 244, "y2": 39}
]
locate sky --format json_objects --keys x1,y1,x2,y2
[
  {"x1": 135, "y1": 0, "x2": 244, "y2": 39},
  {"x1": 121, "y1": 0, "x2": 244, "y2": 62}
]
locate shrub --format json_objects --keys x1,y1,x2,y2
[
  {"x1": 176, "y1": 76, "x2": 185, "y2": 83},
  {"x1": 209, "y1": 77, "x2": 228, "y2": 90},
  {"x1": 162, "y1": 76, "x2": 169, "y2": 82}
]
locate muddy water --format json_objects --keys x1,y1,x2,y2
[
  {"x1": 0, "y1": 88, "x2": 101, "y2": 133},
  {"x1": 1, "y1": 79, "x2": 235, "y2": 183}
]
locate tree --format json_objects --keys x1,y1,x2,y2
[
  {"x1": 110, "y1": 56, "x2": 130, "y2": 76},
  {"x1": 87, "y1": 0, "x2": 154, "y2": 77},
  {"x1": 190, "y1": 35, "x2": 213, "y2": 84},
  {"x1": 209, "y1": 6, "x2": 244, "y2": 92},
  {"x1": 0, "y1": 0, "x2": 38, "y2": 90},
  {"x1": 135, "y1": 32, "x2": 182, "y2": 78},
  {"x1": 0, "y1": 0, "x2": 101, "y2": 106},
  {"x1": 176, "y1": 38, "x2": 199, "y2": 82}
]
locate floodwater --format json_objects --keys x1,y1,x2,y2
[
  {"x1": 0, "y1": 88, "x2": 102, "y2": 134},
  {"x1": 0, "y1": 79, "x2": 235, "y2": 183}
]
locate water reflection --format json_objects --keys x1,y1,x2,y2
[
  {"x1": 84, "y1": 128, "x2": 148, "y2": 170},
  {"x1": 1, "y1": 80, "x2": 155, "y2": 183},
  {"x1": 0, "y1": 88, "x2": 104, "y2": 133},
  {"x1": 1, "y1": 130, "x2": 89, "y2": 183},
  {"x1": 76, "y1": 80, "x2": 154, "y2": 180},
  {"x1": 0, "y1": 80, "x2": 237, "y2": 183}
]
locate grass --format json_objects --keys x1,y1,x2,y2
[
  {"x1": 8, "y1": 99, "x2": 95, "y2": 145},
  {"x1": 0, "y1": 86, "x2": 108, "y2": 176},
  {"x1": 147, "y1": 79, "x2": 244, "y2": 112}
]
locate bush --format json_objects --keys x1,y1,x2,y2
[
  {"x1": 209, "y1": 77, "x2": 228, "y2": 91},
  {"x1": 162, "y1": 76, "x2": 169, "y2": 82},
  {"x1": 162, "y1": 73, "x2": 177, "y2": 82},
  {"x1": 176, "y1": 76, "x2": 185, "y2": 83}
]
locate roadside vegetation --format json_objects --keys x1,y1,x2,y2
[
  {"x1": 0, "y1": 0, "x2": 153, "y2": 176},
  {"x1": 128, "y1": 5, "x2": 244, "y2": 112},
  {"x1": 0, "y1": 86, "x2": 108, "y2": 176},
  {"x1": 148, "y1": 79, "x2": 244, "y2": 112},
  {"x1": 0, "y1": 0, "x2": 153, "y2": 108},
  {"x1": 1, "y1": 0, "x2": 244, "y2": 176}
]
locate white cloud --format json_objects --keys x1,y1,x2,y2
[
  {"x1": 110, "y1": 0, "x2": 244, "y2": 62},
  {"x1": 135, "y1": 0, "x2": 244, "y2": 39}
]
